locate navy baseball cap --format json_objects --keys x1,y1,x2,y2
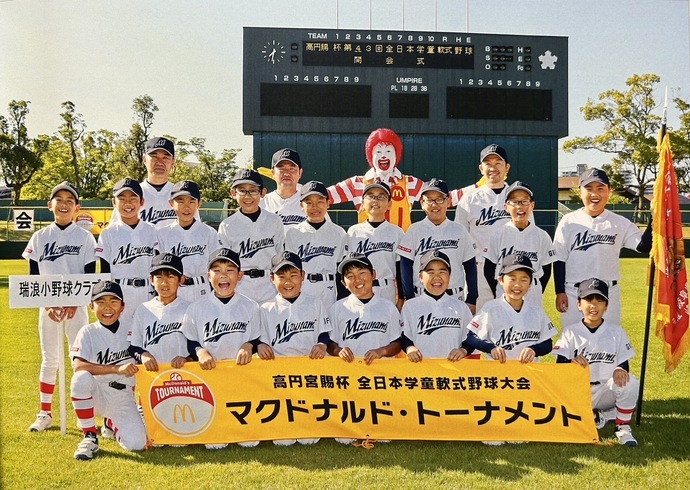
[
  {"x1": 170, "y1": 180, "x2": 201, "y2": 200},
  {"x1": 577, "y1": 277, "x2": 609, "y2": 301},
  {"x1": 337, "y1": 252, "x2": 374, "y2": 274},
  {"x1": 419, "y1": 250, "x2": 452, "y2": 272},
  {"x1": 113, "y1": 178, "x2": 143, "y2": 198},
  {"x1": 208, "y1": 248, "x2": 241, "y2": 270},
  {"x1": 271, "y1": 148, "x2": 302, "y2": 169},
  {"x1": 271, "y1": 251, "x2": 303, "y2": 273},
  {"x1": 480, "y1": 144, "x2": 508, "y2": 163},
  {"x1": 50, "y1": 181, "x2": 79, "y2": 203},
  {"x1": 91, "y1": 280, "x2": 124, "y2": 302},
  {"x1": 300, "y1": 181, "x2": 328, "y2": 201},
  {"x1": 363, "y1": 181, "x2": 391, "y2": 198},
  {"x1": 499, "y1": 253, "x2": 535, "y2": 276},
  {"x1": 232, "y1": 169, "x2": 264, "y2": 189},
  {"x1": 150, "y1": 253, "x2": 184, "y2": 276},
  {"x1": 579, "y1": 167, "x2": 610, "y2": 187},
  {"x1": 146, "y1": 137, "x2": 175, "y2": 158},
  {"x1": 421, "y1": 178, "x2": 449, "y2": 197},
  {"x1": 506, "y1": 180, "x2": 534, "y2": 199}
]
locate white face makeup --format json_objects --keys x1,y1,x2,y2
[{"x1": 372, "y1": 143, "x2": 397, "y2": 176}]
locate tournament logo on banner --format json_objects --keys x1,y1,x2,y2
[{"x1": 149, "y1": 371, "x2": 216, "y2": 437}]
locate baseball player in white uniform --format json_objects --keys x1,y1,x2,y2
[
  {"x1": 483, "y1": 181, "x2": 555, "y2": 306},
  {"x1": 554, "y1": 278, "x2": 639, "y2": 447},
  {"x1": 466, "y1": 254, "x2": 557, "y2": 363},
  {"x1": 347, "y1": 182, "x2": 404, "y2": 305},
  {"x1": 257, "y1": 251, "x2": 331, "y2": 446},
  {"x1": 109, "y1": 137, "x2": 181, "y2": 227},
  {"x1": 128, "y1": 253, "x2": 193, "y2": 371},
  {"x1": 219, "y1": 169, "x2": 285, "y2": 304},
  {"x1": 23, "y1": 181, "x2": 97, "y2": 432},
  {"x1": 70, "y1": 280, "x2": 147, "y2": 460},
  {"x1": 553, "y1": 168, "x2": 652, "y2": 327},
  {"x1": 397, "y1": 179, "x2": 478, "y2": 308},
  {"x1": 181, "y1": 248, "x2": 260, "y2": 449},
  {"x1": 401, "y1": 250, "x2": 473, "y2": 361},
  {"x1": 328, "y1": 253, "x2": 402, "y2": 362},
  {"x1": 285, "y1": 181, "x2": 348, "y2": 307},
  {"x1": 260, "y1": 148, "x2": 308, "y2": 228},
  {"x1": 157, "y1": 180, "x2": 221, "y2": 302},
  {"x1": 454, "y1": 144, "x2": 512, "y2": 310},
  {"x1": 96, "y1": 178, "x2": 160, "y2": 325}
]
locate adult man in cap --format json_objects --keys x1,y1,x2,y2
[
  {"x1": 110, "y1": 137, "x2": 182, "y2": 227},
  {"x1": 261, "y1": 148, "x2": 308, "y2": 228},
  {"x1": 454, "y1": 144, "x2": 512, "y2": 310}
]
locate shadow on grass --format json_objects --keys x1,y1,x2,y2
[{"x1": 90, "y1": 398, "x2": 689, "y2": 481}]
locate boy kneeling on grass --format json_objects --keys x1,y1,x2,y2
[
  {"x1": 70, "y1": 281, "x2": 147, "y2": 461},
  {"x1": 554, "y1": 278, "x2": 639, "y2": 447}
]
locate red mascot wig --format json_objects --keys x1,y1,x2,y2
[{"x1": 365, "y1": 128, "x2": 403, "y2": 168}]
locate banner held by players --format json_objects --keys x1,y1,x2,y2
[{"x1": 137, "y1": 357, "x2": 598, "y2": 445}]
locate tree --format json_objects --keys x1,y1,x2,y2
[
  {"x1": 670, "y1": 96, "x2": 690, "y2": 193},
  {"x1": 563, "y1": 74, "x2": 662, "y2": 221},
  {"x1": 0, "y1": 100, "x2": 48, "y2": 204},
  {"x1": 173, "y1": 137, "x2": 239, "y2": 202},
  {"x1": 57, "y1": 101, "x2": 86, "y2": 194}
]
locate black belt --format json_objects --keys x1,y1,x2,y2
[
  {"x1": 115, "y1": 278, "x2": 148, "y2": 287},
  {"x1": 306, "y1": 273, "x2": 335, "y2": 282},
  {"x1": 244, "y1": 269, "x2": 266, "y2": 278},
  {"x1": 109, "y1": 381, "x2": 127, "y2": 390},
  {"x1": 373, "y1": 279, "x2": 391, "y2": 287},
  {"x1": 182, "y1": 276, "x2": 206, "y2": 286},
  {"x1": 590, "y1": 381, "x2": 601, "y2": 386}
]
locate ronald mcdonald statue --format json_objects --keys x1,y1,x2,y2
[{"x1": 327, "y1": 128, "x2": 424, "y2": 231}]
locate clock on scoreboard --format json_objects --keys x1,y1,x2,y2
[{"x1": 243, "y1": 27, "x2": 568, "y2": 137}]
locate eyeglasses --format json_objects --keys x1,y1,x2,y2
[
  {"x1": 235, "y1": 189, "x2": 261, "y2": 197},
  {"x1": 422, "y1": 197, "x2": 448, "y2": 205},
  {"x1": 363, "y1": 194, "x2": 388, "y2": 201},
  {"x1": 505, "y1": 199, "x2": 532, "y2": 207}
]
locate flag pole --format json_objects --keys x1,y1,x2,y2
[{"x1": 636, "y1": 87, "x2": 668, "y2": 426}]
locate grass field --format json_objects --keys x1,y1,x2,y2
[{"x1": 1, "y1": 258, "x2": 689, "y2": 489}]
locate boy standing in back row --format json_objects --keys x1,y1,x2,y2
[
  {"x1": 553, "y1": 168, "x2": 652, "y2": 326},
  {"x1": 23, "y1": 181, "x2": 97, "y2": 433}
]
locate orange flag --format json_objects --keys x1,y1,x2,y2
[{"x1": 652, "y1": 133, "x2": 690, "y2": 372}]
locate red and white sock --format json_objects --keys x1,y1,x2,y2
[
  {"x1": 615, "y1": 406, "x2": 634, "y2": 426},
  {"x1": 39, "y1": 382, "x2": 54, "y2": 415},
  {"x1": 71, "y1": 396, "x2": 97, "y2": 435}
]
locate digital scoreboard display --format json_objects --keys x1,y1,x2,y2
[{"x1": 243, "y1": 27, "x2": 567, "y2": 137}]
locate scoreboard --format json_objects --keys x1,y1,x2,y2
[{"x1": 243, "y1": 27, "x2": 568, "y2": 137}]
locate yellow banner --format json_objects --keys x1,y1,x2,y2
[{"x1": 137, "y1": 358, "x2": 598, "y2": 445}]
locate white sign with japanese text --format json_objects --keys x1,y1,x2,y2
[
  {"x1": 13, "y1": 209, "x2": 34, "y2": 231},
  {"x1": 9, "y1": 274, "x2": 111, "y2": 308}
]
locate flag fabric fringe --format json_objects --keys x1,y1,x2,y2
[{"x1": 651, "y1": 133, "x2": 690, "y2": 372}]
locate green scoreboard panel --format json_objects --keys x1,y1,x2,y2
[{"x1": 243, "y1": 27, "x2": 568, "y2": 137}]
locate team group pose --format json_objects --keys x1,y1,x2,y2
[{"x1": 24, "y1": 131, "x2": 647, "y2": 460}]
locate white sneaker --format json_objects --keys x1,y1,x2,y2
[
  {"x1": 335, "y1": 438, "x2": 355, "y2": 445},
  {"x1": 482, "y1": 441, "x2": 505, "y2": 446},
  {"x1": 615, "y1": 425, "x2": 638, "y2": 447},
  {"x1": 238, "y1": 441, "x2": 259, "y2": 448},
  {"x1": 297, "y1": 438, "x2": 319, "y2": 445},
  {"x1": 273, "y1": 439, "x2": 297, "y2": 446},
  {"x1": 101, "y1": 418, "x2": 115, "y2": 440},
  {"x1": 594, "y1": 408, "x2": 617, "y2": 430},
  {"x1": 74, "y1": 433, "x2": 99, "y2": 461},
  {"x1": 205, "y1": 444, "x2": 228, "y2": 450},
  {"x1": 28, "y1": 411, "x2": 53, "y2": 432}
]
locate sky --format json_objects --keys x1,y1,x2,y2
[{"x1": 1, "y1": 0, "x2": 689, "y2": 173}]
